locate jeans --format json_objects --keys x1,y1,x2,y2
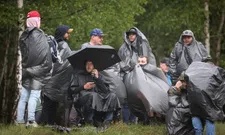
[
  {"x1": 17, "y1": 87, "x2": 41, "y2": 123},
  {"x1": 122, "y1": 105, "x2": 136, "y2": 124},
  {"x1": 192, "y1": 117, "x2": 215, "y2": 135}
]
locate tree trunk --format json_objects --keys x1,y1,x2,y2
[
  {"x1": 216, "y1": 10, "x2": 225, "y2": 65},
  {"x1": 204, "y1": 0, "x2": 210, "y2": 55}
]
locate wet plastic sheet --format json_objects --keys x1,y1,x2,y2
[
  {"x1": 185, "y1": 61, "x2": 225, "y2": 121},
  {"x1": 124, "y1": 64, "x2": 170, "y2": 114}
]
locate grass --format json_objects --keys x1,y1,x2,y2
[{"x1": 0, "y1": 122, "x2": 224, "y2": 135}]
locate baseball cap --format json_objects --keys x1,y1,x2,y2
[
  {"x1": 182, "y1": 30, "x2": 194, "y2": 37},
  {"x1": 27, "y1": 10, "x2": 40, "y2": 18},
  {"x1": 90, "y1": 28, "x2": 104, "y2": 36},
  {"x1": 160, "y1": 57, "x2": 170, "y2": 66},
  {"x1": 126, "y1": 28, "x2": 137, "y2": 35}
]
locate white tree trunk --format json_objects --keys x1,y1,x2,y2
[
  {"x1": 204, "y1": 0, "x2": 210, "y2": 55},
  {"x1": 216, "y1": 10, "x2": 225, "y2": 65},
  {"x1": 15, "y1": 0, "x2": 24, "y2": 116}
]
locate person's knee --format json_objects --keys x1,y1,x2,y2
[{"x1": 192, "y1": 117, "x2": 203, "y2": 132}]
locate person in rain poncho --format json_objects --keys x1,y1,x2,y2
[
  {"x1": 118, "y1": 27, "x2": 170, "y2": 124},
  {"x1": 166, "y1": 72, "x2": 194, "y2": 135},
  {"x1": 185, "y1": 58, "x2": 225, "y2": 135},
  {"x1": 118, "y1": 27, "x2": 156, "y2": 72},
  {"x1": 79, "y1": 28, "x2": 124, "y2": 123},
  {"x1": 41, "y1": 25, "x2": 73, "y2": 127},
  {"x1": 169, "y1": 30, "x2": 208, "y2": 84},
  {"x1": 16, "y1": 10, "x2": 52, "y2": 127},
  {"x1": 69, "y1": 61, "x2": 120, "y2": 131}
]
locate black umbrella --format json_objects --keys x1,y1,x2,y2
[{"x1": 68, "y1": 45, "x2": 121, "y2": 71}]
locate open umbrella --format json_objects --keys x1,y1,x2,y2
[{"x1": 68, "y1": 45, "x2": 121, "y2": 71}]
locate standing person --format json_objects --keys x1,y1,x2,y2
[
  {"x1": 169, "y1": 30, "x2": 208, "y2": 84},
  {"x1": 16, "y1": 10, "x2": 52, "y2": 127},
  {"x1": 160, "y1": 57, "x2": 172, "y2": 86},
  {"x1": 118, "y1": 27, "x2": 156, "y2": 70},
  {"x1": 118, "y1": 27, "x2": 156, "y2": 124},
  {"x1": 81, "y1": 28, "x2": 104, "y2": 48},
  {"x1": 42, "y1": 25, "x2": 73, "y2": 127}
]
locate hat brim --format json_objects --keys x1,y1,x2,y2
[
  {"x1": 67, "y1": 29, "x2": 73, "y2": 33},
  {"x1": 182, "y1": 34, "x2": 192, "y2": 37}
]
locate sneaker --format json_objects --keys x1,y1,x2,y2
[{"x1": 26, "y1": 121, "x2": 38, "y2": 128}]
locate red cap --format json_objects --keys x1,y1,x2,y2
[{"x1": 27, "y1": 10, "x2": 40, "y2": 18}]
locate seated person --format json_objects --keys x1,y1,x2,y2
[{"x1": 69, "y1": 61, "x2": 120, "y2": 130}]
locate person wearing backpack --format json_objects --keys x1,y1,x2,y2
[
  {"x1": 16, "y1": 10, "x2": 52, "y2": 127},
  {"x1": 41, "y1": 25, "x2": 73, "y2": 128}
]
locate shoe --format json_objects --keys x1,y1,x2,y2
[
  {"x1": 26, "y1": 121, "x2": 38, "y2": 128},
  {"x1": 14, "y1": 121, "x2": 25, "y2": 126},
  {"x1": 103, "y1": 120, "x2": 111, "y2": 131}
]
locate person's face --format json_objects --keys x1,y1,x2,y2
[
  {"x1": 183, "y1": 36, "x2": 193, "y2": 45},
  {"x1": 128, "y1": 33, "x2": 136, "y2": 42},
  {"x1": 86, "y1": 61, "x2": 94, "y2": 73},
  {"x1": 160, "y1": 63, "x2": 169, "y2": 73},
  {"x1": 91, "y1": 36, "x2": 103, "y2": 45},
  {"x1": 64, "y1": 32, "x2": 70, "y2": 40}
]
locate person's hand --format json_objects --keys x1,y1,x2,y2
[
  {"x1": 138, "y1": 57, "x2": 148, "y2": 65},
  {"x1": 92, "y1": 69, "x2": 99, "y2": 78},
  {"x1": 175, "y1": 81, "x2": 183, "y2": 92},
  {"x1": 84, "y1": 82, "x2": 95, "y2": 90}
]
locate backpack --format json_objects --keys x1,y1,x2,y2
[{"x1": 46, "y1": 35, "x2": 62, "y2": 63}]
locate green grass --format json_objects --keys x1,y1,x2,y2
[{"x1": 0, "y1": 122, "x2": 225, "y2": 135}]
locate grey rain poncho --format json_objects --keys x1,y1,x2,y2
[
  {"x1": 19, "y1": 27, "x2": 52, "y2": 90},
  {"x1": 118, "y1": 27, "x2": 156, "y2": 73},
  {"x1": 169, "y1": 31, "x2": 208, "y2": 76},
  {"x1": 42, "y1": 40, "x2": 73, "y2": 103},
  {"x1": 185, "y1": 61, "x2": 225, "y2": 121},
  {"x1": 166, "y1": 91, "x2": 194, "y2": 135},
  {"x1": 124, "y1": 64, "x2": 170, "y2": 115},
  {"x1": 118, "y1": 27, "x2": 169, "y2": 116}
]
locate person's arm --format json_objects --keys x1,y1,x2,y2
[
  {"x1": 169, "y1": 43, "x2": 179, "y2": 75},
  {"x1": 167, "y1": 81, "x2": 182, "y2": 96}
]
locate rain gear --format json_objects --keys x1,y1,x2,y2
[
  {"x1": 123, "y1": 64, "x2": 170, "y2": 115},
  {"x1": 118, "y1": 27, "x2": 156, "y2": 73},
  {"x1": 185, "y1": 61, "x2": 225, "y2": 121},
  {"x1": 69, "y1": 71, "x2": 120, "y2": 112},
  {"x1": 42, "y1": 39, "x2": 73, "y2": 102},
  {"x1": 166, "y1": 87, "x2": 194, "y2": 135},
  {"x1": 19, "y1": 27, "x2": 52, "y2": 90},
  {"x1": 118, "y1": 28, "x2": 169, "y2": 117},
  {"x1": 169, "y1": 31, "x2": 208, "y2": 76},
  {"x1": 100, "y1": 64, "x2": 127, "y2": 105}
]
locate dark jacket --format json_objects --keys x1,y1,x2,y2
[
  {"x1": 69, "y1": 71, "x2": 110, "y2": 97},
  {"x1": 169, "y1": 33, "x2": 208, "y2": 76},
  {"x1": 118, "y1": 27, "x2": 156, "y2": 73},
  {"x1": 43, "y1": 40, "x2": 73, "y2": 102},
  {"x1": 19, "y1": 27, "x2": 52, "y2": 90}
]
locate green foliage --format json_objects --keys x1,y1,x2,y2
[
  {"x1": 136, "y1": 0, "x2": 205, "y2": 62},
  {"x1": 23, "y1": 0, "x2": 147, "y2": 50}
]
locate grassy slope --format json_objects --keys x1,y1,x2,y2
[{"x1": 0, "y1": 123, "x2": 224, "y2": 135}]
